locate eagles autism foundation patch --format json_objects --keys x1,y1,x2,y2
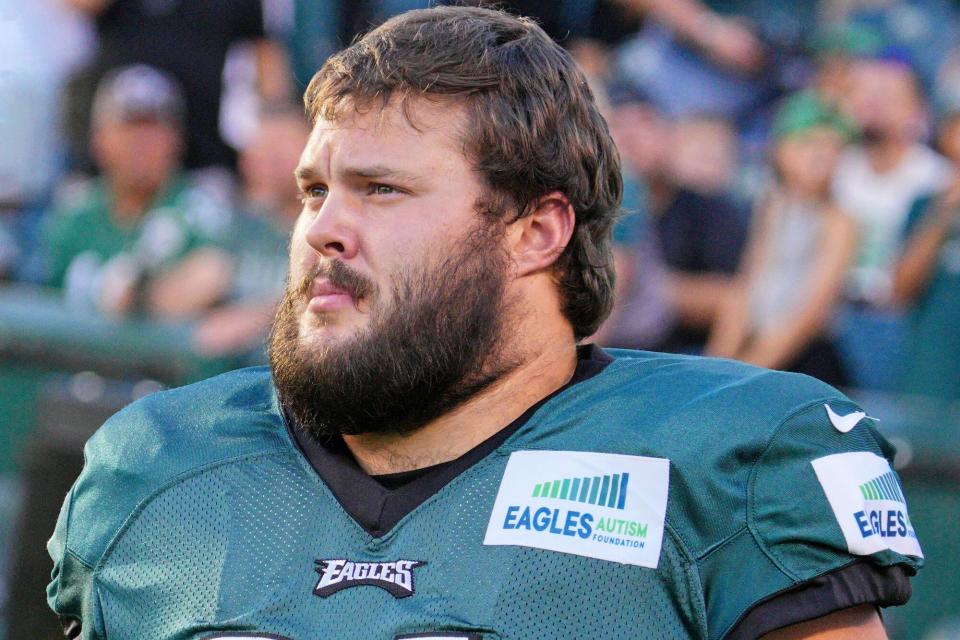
[
  {"x1": 484, "y1": 450, "x2": 670, "y2": 568},
  {"x1": 812, "y1": 452, "x2": 923, "y2": 558}
]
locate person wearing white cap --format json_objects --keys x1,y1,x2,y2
[{"x1": 40, "y1": 64, "x2": 233, "y2": 319}]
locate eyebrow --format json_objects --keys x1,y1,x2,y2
[
  {"x1": 294, "y1": 164, "x2": 425, "y2": 185},
  {"x1": 294, "y1": 166, "x2": 318, "y2": 183}
]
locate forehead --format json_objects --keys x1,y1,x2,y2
[
  {"x1": 853, "y1": 61, "x2": 918, "y2": 95},
  {"x1": 297, "y1": 98, "x2": 470, "y2": 177},
  {"x1": 98, "y1": 115, "x2": 179, "y2": 131},
  {"x1": 781, "y1": 126, "x2": 844, "y2": 146},
  {"x1": 610, "y1": 103, "x2": 661, "y2": 125}
]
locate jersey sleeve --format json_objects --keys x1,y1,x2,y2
[
  {"x1": 47, "y1": 369, "x2": 285, "y2": 638},
  {"x1": 699, "y1": 397, "x2": 923, "y2": 639},
  {"x1": 47, "y1": 396, "x2": 184, "y2": 639},
  {"x1": 48, "y1": 487, "x2": 102, "y2": 639}
]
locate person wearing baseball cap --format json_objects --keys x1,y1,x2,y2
[
  {"x1": 40, "y1": 64, "x2": 233, "y2": 319},
  {"x1": 90, "y1": 64, "x2": 186, "y2": 129},
  {"x1": 708, "y1": 91, "x2": 858, "y2": 386}
]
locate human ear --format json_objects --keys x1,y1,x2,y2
[{"x1": 506, "y1": 191, "x2": 575, "y2": 277}]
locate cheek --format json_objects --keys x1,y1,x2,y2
[{"x1": 287, "y1": 220, "x2": 316, "y2": 276}]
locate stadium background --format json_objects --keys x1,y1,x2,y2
[{"x1": 1, "y1": 0, "x2": 958, "y2": 637}]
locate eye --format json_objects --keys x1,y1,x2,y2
[
  {"x1": 369, "y1": 183, "x2": 400, "y2": 196},
  {"x1": 300, "y1": 184, "x2": 328, "y2": 202}
]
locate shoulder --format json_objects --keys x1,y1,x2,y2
[
  {"x1": 566, "y1": 349, "x2": 843, "y2": 436},
  {"x1": 583, "y1": 348, "x2": 893, "y2": 486},
  {"x1": 910, "y1": 144, "x2": 950, "y2": 173},
  {"x1": 528, "y1": 351, "x2": 922, "y2": 635},
  {"x1": 523, "y1": 350, "x2": 856, "y2": 482},
  {"x1": 44, "y1": 179, "x2": 103, "y2": 230},
  {"x1": 526, "y1": 349, "x2": 916, "y2": 553},
  {"x1": 63, "y1": 366, "x2": 290, "y2": 566}
]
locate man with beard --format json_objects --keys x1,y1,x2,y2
[{"x1": 47, "y1": 7, "x2": 922, "y2": 640}]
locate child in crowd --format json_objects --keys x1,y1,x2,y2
[{"x1": 707, "y1": 93, "x2": 857, "y2": 386}]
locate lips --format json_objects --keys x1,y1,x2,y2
[
  {"x1": 306, "y1": 278, "x2": 357, "y2": 313},
  {"x1": 310, "y1": 278, "x2": 353, "y2": 300}
]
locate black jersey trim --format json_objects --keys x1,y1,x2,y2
[
  {"x1": 724, "y1": 561, "x2": 912, "y2": 640},
  {"x1": 284, "y1": 344, "x2": 613, "y2": 537}
]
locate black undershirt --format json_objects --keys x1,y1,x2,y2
[
  {"x1": 281, "y1": 344, "x2": 912, "y2": 638},
  {"x1": 284, "y1": 344, "x2": 613, "y2": 537},
  {"x1": 366, "y1": 345, "x2": 614, "y2": 492}
]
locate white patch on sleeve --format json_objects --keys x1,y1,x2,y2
[{"x1": 812, "y1": 452, "x2": 923, "y2": 558}]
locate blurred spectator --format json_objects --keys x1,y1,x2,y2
[
  {"x1": 835, "y1": 56, "x2": 950, "y2": 303},
  {"x1": 64, "y1": 0, "x2": 292, "y2": 174},
  {"x1": 39, "y1": 65, "x2": 233, "y2": 319},
  {"x1": 288, "y1": 0, "x2": 424, "y2": 91},
  {"x1": 808, "y1": 22, "x2": 884, "y2": 108},
  {"x1": 832, "y1": 55, "x2": 950, "y2": 388},
  {"x1": 593, "y1": 173, "x2": 675, "y2": 351},
  {"x1": 593, "y1": 84, "x2": 676, "y2": 350},
  {"x1": 668, "y1": 114, "x2": 738, "y2": 194},
  {"x1": 0, "y1": 0, "x2": 93, "y2": 280},
  {"x1": 612, "y1": 0, "x2": 817, "y2": 122},
  {"x1": 605, "y1": 83, "x2": 749, "y2": 353},
  {"x1": 289, "y1": 0, "x2": 640, "y2": 101},
  {"x1": 475, "y1": 0, "x2": 641, "y2": 46},
  {"x1": 821, "y1": 0, "x2": 958, "y2": 92},
  {"x1": 892, "y1": 111, "x2": 960, "y2": 401},
  {"x1": 192, "y1": 108, "x2": 309, "y2": 357},
  {"x1": 708, "y1": 93, "x2": 857, "y2": 386}
]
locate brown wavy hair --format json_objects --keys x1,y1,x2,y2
[{"x1": 304, "y1": 5, "x2": 621, "y2": 339}]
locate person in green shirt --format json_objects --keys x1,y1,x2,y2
[
  {"x1": 892, "y1": 112, "x2": 960, "y2": 401},
  {"x1": 41, "y1": 64, "x2": 233, "y2": 319},
  {"x1": 192, "y1": 108, "x2": 309, "y2": 358}
]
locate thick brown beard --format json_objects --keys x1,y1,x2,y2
[{"x1": 268, "y1": 222, "x2": 519, "y2": 440}]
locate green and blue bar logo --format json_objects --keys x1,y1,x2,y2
[
  {"x1": 531, "y1": 473, "x2": 629, "y2": 510},
  {"x1": 859, "y1": 471, "x2": 905, "y2": 502}
]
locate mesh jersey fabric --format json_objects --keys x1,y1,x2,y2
[{"x1": 47, "y1": 350, "x2": 923, "y2": 639}]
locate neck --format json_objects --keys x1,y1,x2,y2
[
  {"x1": 867, "y1": 139, "x2": 910, "y2": 174},
  {"x1": 647, "y1": 177, "x2": 675, "y2": 216},
  {"x1": 781, "y1": 182, "x2": 829, "y2": 204},
  {"x1": 342, "y1": 332, "x2": 577, "y2": 475},
  {"x1": 110, "y1": 181, "x2": 162, "y2": 221}
]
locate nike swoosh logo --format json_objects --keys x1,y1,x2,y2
[{"x1": 824, "y1": 404, "x2": 868, "y2": 433}]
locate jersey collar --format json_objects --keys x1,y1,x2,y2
[{"x1": 281, "y1": 344, "x2": 613, "y2": 537}]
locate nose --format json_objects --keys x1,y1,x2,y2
[{"x1": 304, "y1": 191, "x2": 360, "y2": 260}]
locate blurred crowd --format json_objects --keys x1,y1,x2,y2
[{"x1": 3, "y1": 0, "x2": 960, "y2": 403}]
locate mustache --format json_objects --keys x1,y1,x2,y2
[{"x1": 293, "y1": 260, "x2": 376, "y2": 301}]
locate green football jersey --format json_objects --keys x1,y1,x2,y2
[
  {"x1": 41, "y1": 176, "x2": 230, "y2": 302},
  {"x1": 47, "y1": 348, "x2": 923, "y2": 639}
]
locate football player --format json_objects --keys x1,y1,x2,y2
[{"x1": 48, "y1": 6, "x2": 922, "y2": 639}]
